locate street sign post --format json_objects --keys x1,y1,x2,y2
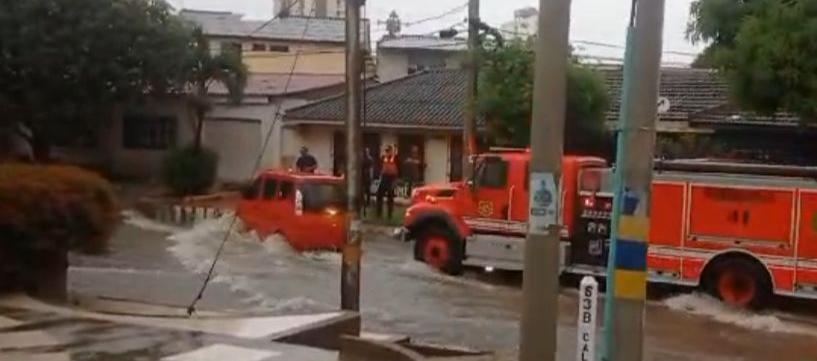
[{"x1": 576, "y1": 276, "x2": 598, "y2": 361}]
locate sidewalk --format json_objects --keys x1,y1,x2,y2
[{"x1": 0, "y1": 293, "x2": 349, "y2": 361}]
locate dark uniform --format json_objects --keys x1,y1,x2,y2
[{"x1": 376, "y1": 152, "x2": 398, "y2": 219}]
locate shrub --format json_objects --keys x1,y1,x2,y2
[
  {"x1": 0, "y1": 163, "x2": 119, "y2": 255},
  {"x1": 161, "y1": 146, "x2": 219, "y2": 196}
]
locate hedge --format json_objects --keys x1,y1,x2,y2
[{"x1": 0, "y1": 163, "x2": 119, "y2": 254}]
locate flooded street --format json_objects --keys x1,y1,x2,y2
[{"x1": 69, "y1": 213, "x2": 817, "y2": 360}]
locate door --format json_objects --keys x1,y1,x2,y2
[
  {"x1": 688, "y1": 185, "x2": 750, "y2": 241},
  {"x1": 471, "y1": 156, "x2": 511, "y2": 220},
  {"x1": 238, "y1": 177, "x2": 264, "y2": 230},
  {"x1": 276, "y1": 180, "x2": 298, "y2": 241},
  {"x1": 796, "y1": 191, "x2": 817, "y2": 286},
  {"x1": 256, "y1": 176, "x2": 280, "y2": 236}
]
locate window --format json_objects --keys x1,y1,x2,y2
[
  {"x1": 268, "y1": 44, "x2": 290, "y2": 52},
  {"x1": 122, "y1": 113, "x2": 176, "y2": 149},
  {"x1": 300, "y1": 182, "x2": 344, "y2": 211},
  {"x1": 476, "y1": 156, "x2": 508, "y2": 188},
  {"x1": 278, "y1": 181, "x2": 294, "y2": 200},
  {"x1": 263, "y1": 178, "x2": 278, "y2": 199},
  {"x1": 222, "y1": 42, "x2": 243, "y2": 59},
  {"x1": 243, "y1": 178, "x2": 263, "y2": 199},
  {"x1": 251, "y1": 43, "x2": 266, "y2": 51}
]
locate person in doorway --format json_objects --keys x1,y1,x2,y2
[
  {"x1": 402, "y1": 145, "x2": 423, "y2": 196},
  {"x1": 295, "y1": 146, "x2": 317, "y2": 173},
  {"x1": 376, "y1": 145, "x2": 398, "y2": 219},
  {"x1": 361, "y1": 147, "x2": 374, "y2": 214}
]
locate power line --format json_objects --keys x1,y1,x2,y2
[
  {"x1": 186, "y1": 4, "x2": 317, "y2": 317},
  {"x1": 403, "y1": 2, "x2": 469, "y2": 27}
]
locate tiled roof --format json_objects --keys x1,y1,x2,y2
[
  {"x1": 286, "y1": 66, "x2": 801, "y2": 129},
  {"x1": 179, "y1": 9, "x2": 354, "y2": 43},
  {"x1": 208, "y1": 73, "x2": 345, "y2": 96},
  {"x1": 598, "y1": 66, "x2": 729, "y2": 122},
  {"x1": 377, "y1": 35, "x2": 467, "y2": 51},
  {"x1": 285, "y1": 69, "x2": 470, "y2": 129}
]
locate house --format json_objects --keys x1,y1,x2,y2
[
  {"x1": 274, "y1": 0, "x2": 346, "y2": 18},
  {"x1": 376, "y1": 35, "x2": 466, "y2": 83},
  {"x1": 49, "y1": 8, "x2": 369, "y2": 182},
  {"x1": 500, "y1": 7, "x2": 538, "y2": 39},
  {"x1": 284, "y1": 69, "x2": 469, "y2": 183},
  {"x1": 51, "y1": 74, "x2": 347, "y2": 181},
  {"x1": 179, "y1": 9, "x2": 369, "y2": 75},
  {"x1": 283, "y1": 66, "x2": 817, "y2": 186}
]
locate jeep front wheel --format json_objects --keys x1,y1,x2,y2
[{"x1": 415, "y1": 228, "x2": 463, "y2": 275}]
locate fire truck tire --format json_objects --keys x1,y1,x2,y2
[
  {"x1": 704, "y1": 257, "x2": 772, "y2": 309},
  {"x1": 414, "y1": 227, "x2": 463, "y2": 275}
]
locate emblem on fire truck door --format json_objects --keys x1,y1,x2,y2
[{"x1": 477, "y1": 201, "x2": 494, "y2": 217}]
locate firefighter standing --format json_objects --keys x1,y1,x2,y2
[{"x1": 376, "y1": 145, "x2": 398, "y2": 219}]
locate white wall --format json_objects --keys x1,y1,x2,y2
[
  {"x1": 203, "y1": 119, "x2": 261, "y2": 182},
  {"x1": 424, "y1": 135, "x2": 449, "y2": 183},
  {"x1": 376, "y1": 51, "x2": 410, "y2": 83},
  {"x1": 282, "y1": 125, "x2": 334, "y2": 173}
]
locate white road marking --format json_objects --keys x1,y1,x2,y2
[{"x1": 162, "y1": 344, "x2": 279, "y2": 361}]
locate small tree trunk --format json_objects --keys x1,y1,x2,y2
[
  {"x1": 29, "y1": 129, "x2": 51, "y2": 163},
  {"x1": 193, "y1": 106, "x2": 206, "y2": 152},
  {"x1": 25, "y1": 246, "x2": 69, "y2": 303}
]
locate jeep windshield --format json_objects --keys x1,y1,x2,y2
[{"x1": 299, "y1": 182, "x2": 345, "y2": 211}]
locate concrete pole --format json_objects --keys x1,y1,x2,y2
[
  {"x1": 602, "y1": 1, "x2": 665, "y2": 360},
  {"x1": 341, "y1": 0, "x2": 363, "y2": 313},
  {"x1": 463, "y1": 0, "x2": 479, "y2": 180},
  {"x1": 518, "y1": 0, "x2": 571, "y2": 360}
]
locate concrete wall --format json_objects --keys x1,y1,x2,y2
[
  {"x1": 243, "y1": 43, "x2": 346, "y2": 74},
  {"x1": 376, "y1": 50, "x2": 411, "y2": 83},
  {"x1": 282, "y1": 125, "x2": 334, "y2": 173},
  {"x1": 376, "y1": 49, "x2": 464, "y2": 83},
  {"x1": 109, "y1": 99, "x2": 195, "y2": 179},
  {"x1": 424, "y1": 135, "x2": 449, "y2": 183}
]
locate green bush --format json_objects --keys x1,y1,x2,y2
[
  {"x1": 161, "y1": 146, "x2": 218, "y2": 196},
  {"x1": 0, "y1": 163, "x2": 119, "y2": 255}
]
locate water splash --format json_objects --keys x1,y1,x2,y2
[
  {"x1": 664, "y1": 293, "x2": 817, "y2": 336},
  {"x1": 121, "y1": 210, "x2": 184, "y2": 234}
]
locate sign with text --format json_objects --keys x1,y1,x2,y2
[
  {"x1": 576, "y1": 276, "x2": 598, "y2": 361},
  {"x1": 529, "y1": 172, "x2": 558, "y2": 234}
]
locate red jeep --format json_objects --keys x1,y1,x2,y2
[{"x1": 237, "y1": 170, "x2": 346, "y2": 251}]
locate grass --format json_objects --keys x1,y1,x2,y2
[{"x1": 361, "y1": 204, "x2": 406, "y2": 227}]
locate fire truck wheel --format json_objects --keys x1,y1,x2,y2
[
  {"x1": 415, "y1": 228, "x2": 463, "y2": 275},
  {"x1": 706, "y1": 257, "x2": 772, "y2": 309}
]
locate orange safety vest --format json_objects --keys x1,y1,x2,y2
[{"x1": 381, "y1": 155, "x2": 398, "y2": 176}]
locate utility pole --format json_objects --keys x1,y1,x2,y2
[
  {"x1": 518, "y1": 0, "x2": 571, "y2": 361},
  {"x1": 463, "y1": 0, "x2": 479, "y2": 180},
  {"x1": 341, "y1": 0, "x2": 363, "y2": 313},
  {"x1": 602, "y1": 0, "x2": 665, "y2": 360}
]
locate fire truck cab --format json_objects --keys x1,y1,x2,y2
[{"x1": 402, "y1": 149, "x2": 817, "y2": 308}]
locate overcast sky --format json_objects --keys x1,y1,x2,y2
[{"x1": 169, "y1": 0, "x2": 703, "y2": 65}]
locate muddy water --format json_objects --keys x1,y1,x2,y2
[{"x1": 76, "y1": 213, "x2": 817, "y2": 360}]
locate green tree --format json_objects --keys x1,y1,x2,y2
[
  {"x1": 478, "y1": 40, "x2": 610, "y2": 155},
  {"x1": 183, "y1": 28, "x2": 248, "y2": 150},
  {"x1": 0, "y1": 0, "x2": 192, "y2": 160},
  {"x1": 687, "y1": 0, "x2": 817, "y2": 120}
]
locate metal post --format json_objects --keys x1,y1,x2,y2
[
  {"x1": 518, "y1": 0, "x2": 571, "y2": 360},
  {"x1": 576, "y1": 276, "x2": 599, "y2": 361},
  {"x1": 463, "y1": 0, "x2": 479, "y2": 180},
  {"x1": 341, "y1": 0, "x2": 363, "y2": 312},
  {"x1": 602, "y1": 1, "x2": 665, "y2": 360}
]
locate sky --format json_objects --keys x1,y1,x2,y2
[{"x1": 168, "y1": 0, "x2": 704, "y2": 65}]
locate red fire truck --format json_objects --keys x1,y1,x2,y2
[{"x1": 400, "y1": 148, "x2": 817, "y2": 308}]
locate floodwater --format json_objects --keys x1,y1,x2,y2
[{"x1": 69, "y1": 212, "x2": 817, "y2": 360}]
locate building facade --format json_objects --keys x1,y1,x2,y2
[
  {"x1": 274, "y1": 0, "x2": 346, "y2": 18},
  {"x1": 376, "y1": 35, "x2": 466, "y2": 83}
]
